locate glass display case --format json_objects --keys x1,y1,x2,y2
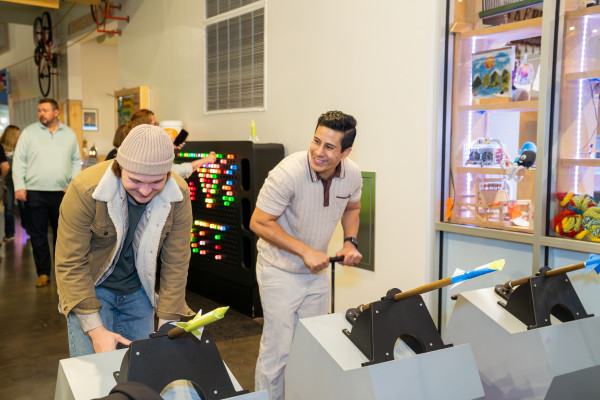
[
  {"x1": 551, "y1": 5, "x2": 600, "y2": 242},
  {"x1": 445, "y1": 2, "x2": 544, "y2": 233}
]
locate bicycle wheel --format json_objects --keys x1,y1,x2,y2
[
  {"x1": 38, "y1": 55, "x2": 51, "y2": 97},
  {"x1": 91, "y1": 0, "x2": 107, "y2": 26},
  {"x1": 41, "y1": 12, "x2": 53, "y2": 47},
  {"x1": 33, "y1": 17, "x2": 43, "y2": 47},
  {"x1": 34, "y1": 44, "x2": 43, "y2": 66}
]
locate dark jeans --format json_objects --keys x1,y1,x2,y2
[
  {"x1": 25, "y1": 190, "x2": 64, "y2": 277},
  {"x1": 4, "y1": 182, "x2": 14, "y2": 237}
]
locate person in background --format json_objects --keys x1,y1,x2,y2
[
  {"x1": 55, "y1": 124, "x2": 194, "y2": 357},
  {"x1": 13, "y1": 98, "x2": 82, "y2": 288},
  {"x1": 0, "y1": 125, "x2": 24, "y2": 241},
  {"x1": 105, "y1": 124, "x2": 127, "y2": 161},
  {"x1": 121, "y1": 109, "x2": 217, "y2": 178},
  {"x1": 250, "y1": 111, "x2": 363, "y2": 400}
]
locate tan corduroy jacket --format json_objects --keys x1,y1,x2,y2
[{"x1": 55, "y1": 161, "x2": 194, "y2": 330}]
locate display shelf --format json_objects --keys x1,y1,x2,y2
[
  {"x1": 435, "y1": 222, "x2": 535, "y2": 244},
  {"x1": 565, "y1": 5, "x2": 600, "y2": 20},
  {"x1": 564, "y1": 70, "x2": 600, "y2": 81},
  {"x1": 455, "y1": 166, "x2": 536, "y2": 176},
  {"x1": 541, "y1": 235, "x2": 600, "y2": 253},
  {"x1": 449, "y1": 216, "x2": 533, "y2": 233},
  {"x1": 458, "y1": 100, "x2": 538, "y2": 112},
  {"x1": 559, "y1": 158, "x2": 600, "y2": 167},
  {"x1": 458, "y1": 17, "x2": 542, "y2": 41},
  {"x1": 447, "y1": 3, "x2": 540, "y2": 235},
  {"x1": 551, "y1": 4, "x2": 600, "y2": 243}
]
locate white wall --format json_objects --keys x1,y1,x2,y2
[
  {"x1": 118, "y1": 0, "x2": 444, "y2": 313},
  {"x1": 0, "y1": 23, "x2": 39, "y2": 105},
  {"x1": 0, "y1": 23, "x2": 34, "y2": 72},
  {"x1": 81, "y1": 39, "x2": 119, "y2": 155}
]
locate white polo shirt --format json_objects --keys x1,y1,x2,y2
[{"x1": 256, "y1": 151, "x2": 362, "y2": 274}]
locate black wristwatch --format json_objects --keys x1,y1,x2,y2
[{"x1": 344, "y1": 237, "x2": 358, "y2": 249}]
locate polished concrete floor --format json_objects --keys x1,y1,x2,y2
[{"x1": 0, "y1": 217, "x2": 261, "y2": 399}]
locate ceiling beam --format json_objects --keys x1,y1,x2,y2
[{"x1": 0, "y1": 0, "x2": 58, "y2": 9}]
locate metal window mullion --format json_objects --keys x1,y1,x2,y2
[
  {"x1": 227, "y1": 19, "x2": 231, "y2": 109},
  {"x1": 251, "y1": 11, "x2": 255, "y2": 107}
]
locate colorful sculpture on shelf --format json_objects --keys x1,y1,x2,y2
[
  {"x1": 552, "y1": 192, "x2": 600, "y2": 241},
  {"x1": 454, "y1": 139, "x2": 537, "y2": 229}
]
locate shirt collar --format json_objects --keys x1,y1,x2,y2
[
  {"x1": 306, "y1": 151, "x2": 345, "y2": 183},
  {"x1": 37, "y1": 120, "x2": 63, "y2": 132}
]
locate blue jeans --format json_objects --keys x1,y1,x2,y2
[{"x1": 66, "y1": 286, "x2": 154, "y2": 357}]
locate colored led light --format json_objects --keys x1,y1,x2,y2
[
  {"x1": 215, "y1": 235, "x2": 221, "y2": 240},
  {"x1": 224, "y1": 201, "x2": 230, "y2": 206},
  {"x1": 199, "y1": 250, "x2": 206, "y2": 255},
  {"x1": 227, "y1": 154, "x2": 234, "y2": 159},
  {"x1": 191, "y1": 243, "x2": 197, "y2": 248},
  {"x1": 192, "y1": 248, "x2": 199, "y2": 253},
  {"x1": 199, "y1": 231, "x2": 206, "y2": 236},
  {"x1": 220, "y1": 159, "x2": 227, "y2": 164},
  {"x1": 226, "y1": 180, "x2": 233, "y2": 185},
  {"x1": 230, "y1": 165, "x2": 237, "y2": 170},
  {"x1": 190, "y1": 196, "x2": 196, "y2": 201},
  {"x1": 215, "y1": 245, "x2": 221, "y2": 250},
  {"x1": 215, "y1": 255, "x2": 222, "y2": 260},
  {"x1": 226, "y1": 191, "x2": 233, "y2": 196},
  {"x1": 199, "y1": 241, "x2": 206, "y2": 246}
]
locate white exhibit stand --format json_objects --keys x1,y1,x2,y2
[
  {"x1": 285, "y1": 312, "x2": 484, "y2": 399},
  {"x1": 444, "y1": 287, "x2": 600, "y2": 399},
  {"x1": 55, "y1": 348, "x2": 267, "y2": 400}
]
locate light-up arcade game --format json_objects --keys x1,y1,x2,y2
[{"x1": 175, "y1": 141, "x2": 284, "y2": 317}]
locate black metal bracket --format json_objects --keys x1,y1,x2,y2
[
  {"x1": 117, "y1": 324, "x2": 249, "y2": 399},
  {"x1": 343, "y1": 288, "x2": 452, "y2": 367},
  {"x1": 495, "y1": 266, "x2": 594, "y2": 330}
]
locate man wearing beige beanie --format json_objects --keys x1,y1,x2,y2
[{"x1": 55, "y1": 124, "x2": 195, "y2": 357}]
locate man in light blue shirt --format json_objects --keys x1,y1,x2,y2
[{"x1": 13, "y1": 98, "x2": 82, "y2": 287}]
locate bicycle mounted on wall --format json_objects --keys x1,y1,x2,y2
[{"x1": 33, "y1": 12, "x2": 56, "y2": 97}]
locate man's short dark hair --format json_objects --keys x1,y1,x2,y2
[
  {"x1": 39, "y1": 98, "x2": 59, "y2": 111},
  {"x1": 315, "y1": 110, "x2": 357, "y2": 152}
]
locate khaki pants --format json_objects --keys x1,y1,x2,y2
[{"x1": 254, "y1": 260, "x2": 330, "y2": 400}]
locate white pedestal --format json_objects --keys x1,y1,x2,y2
[
  {"x1": 444, "y1": 287, "x2": 600, "y2": 399},
  {"x1": 286, "y1": 312, "x2": 484, "y2": 400},
  {"x1": 54, "y1": 348, "x2": 267, "y2": 400}
]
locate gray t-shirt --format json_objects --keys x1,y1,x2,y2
[{"x1": 100, "y1": 197, "x2": 146, "y2": 295}]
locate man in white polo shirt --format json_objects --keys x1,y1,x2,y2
[{"x1": 250, "y1": 110, "x2": 363, "y2": 400}]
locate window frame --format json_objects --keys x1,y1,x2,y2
[{"x1": 204, "y1": 1, "x2": 267, "y2": 115}]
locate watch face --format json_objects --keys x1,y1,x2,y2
[{"x1": 346, "y1": 237, "x2": 358, "y2": 248}]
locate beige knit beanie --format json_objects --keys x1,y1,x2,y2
[{"x1": 116, "y1": 124, "x2": 174, "y2": 175}]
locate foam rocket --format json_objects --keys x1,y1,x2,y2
[{"x1": 168, "y1": 306, "x2": 229, "y2": 339}]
